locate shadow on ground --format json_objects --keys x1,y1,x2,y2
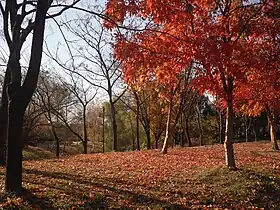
[
  {"x1": 1, "y1": 166, "x2": 280, "y2": 209},
  {"x1": 21, "y1": 168, "x2": 187, "y2": 209}
]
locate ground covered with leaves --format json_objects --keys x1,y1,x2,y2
[{"x1": 0, "y1": 141, "x2": 280, "y2": 209}]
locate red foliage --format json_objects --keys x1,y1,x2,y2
[
  {"x1": 105, "y1": 0, "x2": 279, "y2": 108},
  {"x1": 104, "y1": 0, "x2": 280, "y2": 166},
  {"x1": 234, "y1": 8, "x2": 280, "y2": 116}
]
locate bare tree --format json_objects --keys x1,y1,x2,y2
[
  {"x1": 46, "y1": 15, "x2": 126, "y2": 151},
  {"x1": 119, "y1": 88, "x2": 154, "y2": 150},
  {"x1": 134, "y1": 91, "x2": 152, "y2": 150},
  {"x1": 36, "y1": 71, "x2": 97, "y2": 155},
  {"x1": 35, "y1": 71, "x2": 76, "y2": 157},
  {"x1": 241, "y1": 115, "x2": 252, "y2": 143},
  {"x1": 61, "y1": 74, "x2": 97, "y2": 154},
  {"x1": 0, "y1": 0, "x2": 80, "y2": 193},
  {"x1": 181, "y1": 91, "x2": 198, "y2": 147}
]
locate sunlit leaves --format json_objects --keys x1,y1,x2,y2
[{"x1": 105, "y1": 0, "x2": 280, "y2": 123}]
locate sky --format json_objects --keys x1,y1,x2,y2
[
  {"x1": 41, "y1": 0, "x2": 121, "y2": 102},
  {"x1": 0, "y1": 0, "x2": 120, "y2": 103},
  {"x1": 0, "y1": 0, "x2": 105, "y2": 65}
]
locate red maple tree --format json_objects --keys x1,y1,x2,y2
[
  {"x1": 105, "y1": 0, "x2": 278, "y2": 167},
  {"x1": 234, "y1": 4, "x2": 280, "y2": 150}
]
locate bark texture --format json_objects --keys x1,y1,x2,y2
[
  {"x1": 224, "y1": 96, "x2": 236, "y2": 168},
  {"x1": 266, "y1": 105, "x2": 279, "y2": 150},
  {"x1": 5, "y1": 0, "x2": 50, "y2": 193},
  {"x1": 161, "y1": 98, "x2": 173, "y2": 154}
]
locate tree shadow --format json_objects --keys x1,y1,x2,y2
[
  {"x1": 21, "y1": 188, "x2": 56, "y2": 209},
  {"x1": 248, "y1": 170, "x2": 280, "y2": 209},
  {"x1": 6, "y1": 167, "x2": 279, "y2": 209},
  {"x1": 23, "y1": 168, "x2": 186, "y2": 209},
  {"x1": 0, "y1": 188, "x2": 55, "y2": 209}
]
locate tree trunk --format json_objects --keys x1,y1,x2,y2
[
  {"x1": 145, "y1": 121, "x2": 151, "y2": 150},
  {"x1": 252, "y1": 118, "x2": 259, "y2": 142},
  {"x1": 196, "y1": 105, "x2": 203, "y2": 146},
  {"x1": 253, "y1": 127, "x2": 257, "y2": 141},
  {"x1": 219, "y1": 111, "x2": 225, "y2": 144},
  {"x1": 245, "y1": 123, "x2": 248, "y2": 142},
  {"x1": 180, "y1": 114, "x2": 185, "y2": 147},
  {"x1": 183, "y1": 117, "x2": 191, "y2": 147},
  {"x1": 269, "y1": 121, "x2": 279, "y2": 150},
  {"x1": 110, "y1": 100, "x2": 118, "y2": 151},
  {"x1": 0, "y1": 106, "x2": 7, "y2": 165},
  {"x1": 0, "y1": 70, "x2": 10, "y2": 165},
  {"x1": 161, "y1": 97, "x2": 173, "y2": 154},
  {"x1": 136, "y1": 102, "x2": 140, "y2": 151},
  {"x1": 45, "y1": 110, "x2": 60, "y2": 157},
  {"x1": 181, "y1": 126, "x2": 187, "y2": 147},
  {"x1": 186, "y1": 127, "x2": 191, "y2": 147},
  {"x1": 180, "y1": 122, "x2": 185, "y2": 147},
  {"x1": 102, "y1": 106, "x2": 105, "y2": 153},
  {"x1": 83, "y1": 141, "x2": 87, "y2": 154},
  {"x1": 56, "y1": 135, "x2": 60, "y2": 157},
  {"x1": 133, "y1": 92, "x2": 141, "y2": 150},
  {"x1": 180, "y1": 134, "x2": 184, "y2": 147},
  {"x1": 83, "y1": 106, "x2": 88, "y2": 154},
  {"x1": 224, "y1": 96, "x2": 236, "y2": 168},
  {"x1": 242, "y1": 116, "x2": 251, "y2": 143},
  {"x1": 5, "y1": 95, "x2": 25, "y2": 194},
  {"x1": 5, "y1": 0, "x2": 49, "y2": 193},
  {"x1": 131, "y1": 127, "x2": 135, "y2": 151},
  {"x1": 5, "y1": 53, "x2": 24, "y2": 194},
  {"x1": 137, "y1": 92, "x2": 151, "y2": 150},
  {"x1": 48, "y1": 115, "x2": 60, "y2": 157},
  {"x1": 266, "y1": 106, "x2": 279, "y2": 150},
  {"x1": 154, "y1": 133, "x2": 160, "y2": 149},
  {"x1": 180, "y1": 132, "x2": 184, "y2": 147},
  {"x1": 129, "y1": 113, "x2": 135, "y2": 150}
]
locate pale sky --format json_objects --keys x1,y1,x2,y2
[{"x1": 0, "y1": 0, "x2": 118, "y2": 103}]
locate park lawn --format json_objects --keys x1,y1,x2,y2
[
  {"x1": 23, "y1": 146, "x2": 56, "y2": 161},
  {"x1": 0, "y1": 141, "x2": 279, "y2": 209}
]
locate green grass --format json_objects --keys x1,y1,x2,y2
[
  {"x1": 196, "y1": 167, "x2": 280, "y2": 208},
  {"x1": 23, "y1": 146, "x2": 55, "y2": 161}
]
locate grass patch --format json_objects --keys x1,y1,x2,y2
[
  {"x1": 196, "y1": 167, "x2": 280, "y2": 208},
  {"x1": 23, "y1": 146, "x2": 55, "y2": 161}
]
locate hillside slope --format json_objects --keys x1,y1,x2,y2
[{"x1": 0, "y1": 142, "x2": 280, "y2": 209}]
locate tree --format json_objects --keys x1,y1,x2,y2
[
  {"x1": 161, "y1": 69, "x2": 193, "y2": 154},
  {"x1": 196, "y1": 97, "x2": 204, "y2": 146},
  {"x1": 234, "y1": 1, "x2": 280, "y2": 150},
  {"x1": 103, "y1": 99, "x2": 139, "y2": 151},
  {"x1": 87, "y1": 104, "x2": 105, "y2": 152},
  {"x1": 145, "y1": 89, "x2": 166, "y2": 149},
  {"x1": 241, "y1": 115, "x2": 252, "y2": 143},
  {"x1": 0, "y1": 0, "x2": 80, "y2": 193},
  {"x1": 62, "y1": 74, "x2": 97, "y2": 154},
  {"x1": 22, "y1": 98, "x2": 45, "y2": 146},
  {"x1": 105, "y1": 0, "x2": 274, "y2": 168},
  {"x1": 137, "y1": 91, "x2": 152, "y2": 150},
  {"x1": 120, "y1": 89, "x2": 152, "y2": 150},
  {"x1": 35, "y1": 71, "x2": 76, "y2": 157},
  {"x1": 132, "y1": 91, "x2": 141, "y2": 150},
  {"x1": 47, "y1": 15, "x2": 126, "y2": 152},
  {"x1": 182, "y1": 91, "x2": 199, "y2": 147},
  {"x1": 38, "y1": 73, "x2": 96, "y2": 154}
]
